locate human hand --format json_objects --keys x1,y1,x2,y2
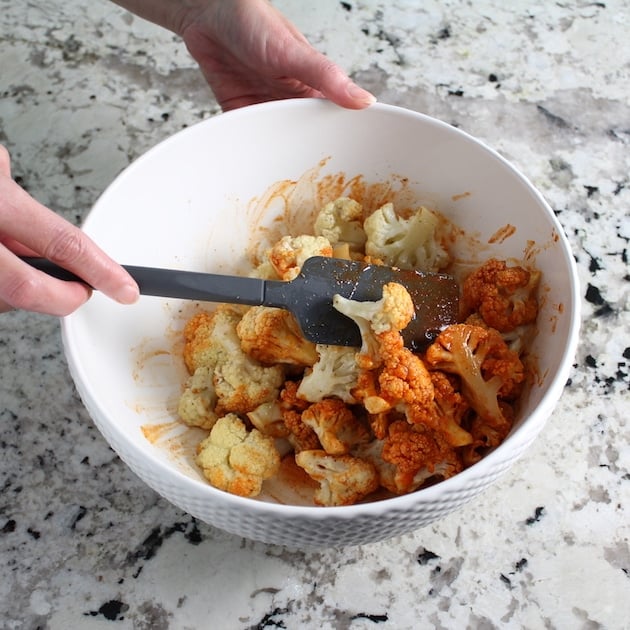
[
  {"x1": 114, "y1": 0, "x2": 375, "y2": 111},
  {"x1": 179, "y1": 0, "x2": 375, "y2": 110},
  {"x1": 0, "y1": 145, "x2": 139, "y2": 316}
]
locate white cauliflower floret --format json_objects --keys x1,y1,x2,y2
[
  {"x1": 295, "y1": 449, "x2": 380, "y2": 506},
  {"x1": 181, "y1": 304, "x2": 285, "y2": 416},
  {"x1": 237, "y1": 306, "x2": 318, "y2": 366},
  {"x1": 195, "y1": 414, "x2": 281, "y2": 497},
  {"x1": 267, "y1": 234, "x2": 333, "y2": 281},
  {"x1": 297, "y1": 344, "x2": 360, "y2": 404},
  {"x1": 183, "y1": 306, "x2": 243, "y2": 374},
  {"x1": 334, "y1": 282, "x2": 414, "y2": 335},
  {"x1": 177, "y1": 366, "x2": 218, "y2": 430},
  {"x1": 213, "y1": 355, "x2": 284, "y2": 416},
  {"x1": 332, "y1": 282, "x2": 414, "y2": 367},
  {"x1": 300, "y1": 399, "x2": 370, "y2": 455},
  {"x1": 364, "y1": 203, "x2": 449, "y2": 271},
  {"x1": 313, "y1": 197, "x2": 367, "y2": 251}
]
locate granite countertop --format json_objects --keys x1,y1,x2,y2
[{"x1": 1, "y1": 1, "x2": 628, "y2": 628}]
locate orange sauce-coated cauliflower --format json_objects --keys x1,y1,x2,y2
[
  {"x1": 462, "y1": 258, "x2": 540, "y2": 332},
  {"x1": 380, "y1": 420, "x2": 462, "y2": 494},
  {"x1": 401, "y1": 371, "x2": 473, "y2": 448},
  {"x1": 425, "y1": 323, "x2": 525, "y2": 448},
  {"x1": 376, "y1": 331, "x2": 434, "y2": 410},
  {"x1": 279, "y1": 381, "x2": 320, "y2": 452}
]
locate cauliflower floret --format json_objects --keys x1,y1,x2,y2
[
  {"x1": 354, "y1": 331, "x2": 465, "y2": 451},
  {"x1": 177, "y1": 365, "x2": 218, "y2": 430},
  {"x1": 378, "y1": 420, "x2": 462, "y2": 494},
  {"x1": 181, "y1": 305, "x2": 284, "y2": 415},
  {"x1": 183, "y1": 306, "x2": 242, "y2": 374},
  {"x1": 237, "y1": 306, "x2": 318, "y2": 367},
  {"x1": 301, "y1": 399, "x2": 370, "y2": 455},
  {"x1": 364, "y1": 203, "x2": 449, "y2": 271},
  {"x1": 195, "y1": 414, "x2": 281, "y2": 497},
  {"x1": 424, "y1": 324, "x2": 524, "y2": 440},
  {"x1": 462, "y1": 259, "x2": 540, "y2": 333},
  {"x1": 295, "y1": 449, "x2": 380, "y2": 506},
  {"x1": 297, "y1": 344, "x2": 360, "y2": 404},
  {"x1": 333, "y1": 281, "x2": 414, "y2": 368},
  {"x1": 313, "y1": 197, "x2": 367, "y2": 251},
  {"x1": 267, "y1": 234, "x2": 333, "y2": 281},
  {"x1": 349, "y1": 329, "x2": 435, "y2": 429},
  {"x1": 375, "y1": 330, "x2": 434, "y2": 412},
  {"x1": 213, "y1": 356, "x2": 284, "y2": 416},
  {"x1": 334, "y1": 282, "x2": 414, "y2": 336}
]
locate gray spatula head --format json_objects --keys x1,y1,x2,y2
[
  {"x1": 264, "y1": 257, "x2": 459, "y2": 349},
  {"x1": 22, "y1": 255, "x2": 459, "y2": 349}
]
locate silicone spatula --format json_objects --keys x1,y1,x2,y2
[{"x1": 22, "y1": 256, "x2": 459, "y2": 349}]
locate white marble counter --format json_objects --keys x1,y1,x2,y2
[{"x1": 1, "y1": 1, "x2": 628, "y2": 628}]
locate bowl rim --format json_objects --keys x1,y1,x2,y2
[{"x1": 61, "y1": 98, "x2": 582, "y2": 518}]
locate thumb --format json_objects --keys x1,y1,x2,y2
[
  {"x1": 287, "y1": 46, "x2": 375, "y2": 110},
  {"x1": 0, "y1": 145, "x2": 11, "y2": 178}
]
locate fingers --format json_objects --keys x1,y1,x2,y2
[
  {"x1": 0, "y1": 160, "x2": 139, "y2": 316},
  {"x1": 310, "y1": 59, "x2": 375, "y2": 109},
  {"x1": 258, "y1": 2, "x2": 376, "y2": 109},
  {"x1": 185, "y1": 0, "x2": 375, "y2": 111},
  {"x1": 0, "y1": 244, "x2": 93, "y2": 316},
  {"x1": 285, "y1": 44, "x2": 375, "y2": 110},
  {"x1": 0, "y1": 145, "x2": 10, "y2": 177}
]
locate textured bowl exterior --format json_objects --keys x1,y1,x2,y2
[
  {"x1": 61, "y1": 99, "x2": 580, "y2": 548},
  {"x1": 65, "y1": 355, "x2": 536, "y2": 548}
]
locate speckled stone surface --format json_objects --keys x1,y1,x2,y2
[{"x1": 1, "y1": 1, "x2": 629, "y2": 628}]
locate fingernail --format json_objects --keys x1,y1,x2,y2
[
  {"x1": 116, "y1": 282, "x2": 140, "y2": 305},
  {"x1": 347, "y1": 83, "x2": 377, "y2": 105}
]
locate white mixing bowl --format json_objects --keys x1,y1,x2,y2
[{"x1": 62, "y1": 99, "x2": 580, "y2": 547}]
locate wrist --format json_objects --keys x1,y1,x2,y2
[{"x1": 110, "y1": 0, "x2": 212, "y2": 36}]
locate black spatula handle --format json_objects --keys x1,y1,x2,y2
[{"x1": 20, "y1": 257, "x2": 268, "y2": 305}]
